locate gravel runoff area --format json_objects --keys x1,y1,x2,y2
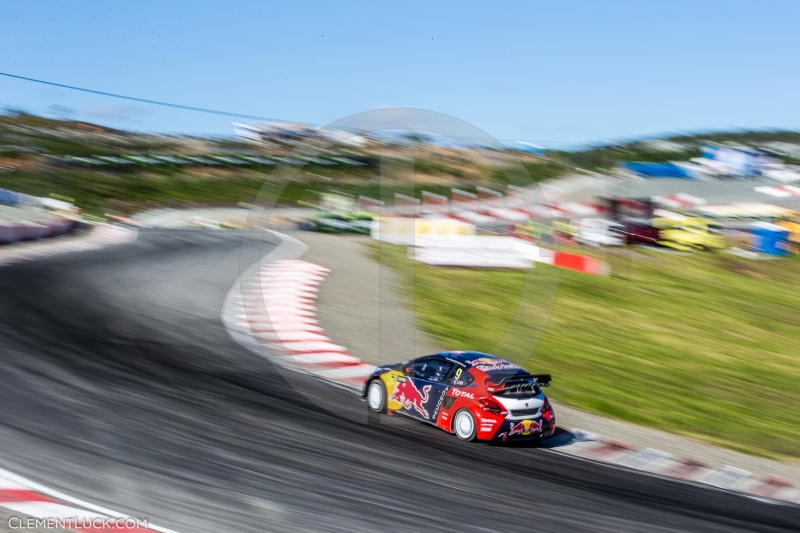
[
  {"x1": 286, "y1": 230, "x2": 438, "y2": 366},
  {"x1": 288, "y1": 230, "x2": 800, "y2": 489}
]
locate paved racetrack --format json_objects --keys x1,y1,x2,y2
[{"x1": 0, "y1": 229, "x2": 798, "y2": 532}]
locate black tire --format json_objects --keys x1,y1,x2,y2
[
  {"x1": 366, "y1": 379, "x2": 387, "y2": 414},
  {"x1": 452, "y1": 408, "x2": 477, "y2": 441}
]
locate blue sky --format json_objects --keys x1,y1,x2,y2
[{"x1": 1, "y1": 1, "x2": 798, "y2": 146}]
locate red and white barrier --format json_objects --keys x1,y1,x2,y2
[
  {"x1": 476, "y1": 186, "x2": 504, "y2": 210},
  {"x1": 537, "y1": 249, "x2": 610, "y2": 276},
  {"x1": 358, "y1": 196, "x2": 385, "y2": 214},
  {"x1": 0, "y1": 224, "x2": 137, "y2": 268},
  {"x1": 409, "y1": 236, "x2": 609, "y2": 275},
  {"x1": 0, "y1": 217, "x2": 76, "y2": 245},
  {"x1": 450, "y1": 188, "x2": 479, "y2": 211},
  {"x1": 421, "y1": 191, "x2": 450, "y2": 215},
  {"x1": 383, "y1": 186, "x2": 603, "y2": 225},
  {"x1": 410, "y1": 236, "x2": 541, "y2": 268},
  {"x1": 393, "y1": 194, "x2": 420, "y2": 217},
  {"x1": 754, "y1": 184, "x2": 800, "y2": 198},
  {"x1": 652, "y1": 193, "x2": 706, "y2": 209}
]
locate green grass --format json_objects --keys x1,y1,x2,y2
[{"x1": 372, "y1": 244, "x2": 800, "y2": 461}]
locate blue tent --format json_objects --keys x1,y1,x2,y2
[
  {"x1": 751, "y1": 222, "x2": 791, "y2": 256},
  {"x1": 514, "y1": 142, "x2": 546, "y2": 155},
  {"x1": 624, "y1": 162, "x2": 694, "y2": 178}
]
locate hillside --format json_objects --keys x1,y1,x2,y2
[{"x1": 556, "y1": 129, "x2": 800, "y2": 166}]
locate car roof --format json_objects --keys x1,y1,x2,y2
[
  {"x1": 430, "y1": 351, "x2": 523, "y2": 370},
  {"x1": 426, "y1": 351, "x2": 499, "y2": 363}
]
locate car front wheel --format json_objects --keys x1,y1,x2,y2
[
  {"x1": 367, "y1": 379, "x2": 387, "y2": 414},
  {"x1": 453, "y1": 409, "x2": 477, "y2": 441}
]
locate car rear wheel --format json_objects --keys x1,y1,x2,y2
[
  {"x1": 367, "y1": 379, "x2": 387, "y2": 413},
  {"x1": 453, "y1": 409, "x2": 477, "y2": 441}
]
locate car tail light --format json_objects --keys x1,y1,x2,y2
[
  {"x1": 541, "y1": 398, "x2": 554, "y2": 420},
  {"x1": 479, "y1": 398, "x2": 507, "y2": 416}
]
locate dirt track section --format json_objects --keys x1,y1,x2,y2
[{"x1": 0, "y1": 229, "x2": 798, "y2": 532}]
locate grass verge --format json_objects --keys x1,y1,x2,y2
[{"x1": 371, "y1": 243, "x2": 800, "y2": 462}]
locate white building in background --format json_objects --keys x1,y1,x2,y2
[
  {"x1": 644, "y1": 140, "x2": 690, "y2": 153},
  {"x1": 759, "y1": 142, "x2": 800, "y2": 159},
  {"x1": 231, "y1": 121, "x2": 368, "y2": 147}
]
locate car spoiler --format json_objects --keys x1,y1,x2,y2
[{"x1": 531, "y1": 374, "x2": 552, "y2": 387}]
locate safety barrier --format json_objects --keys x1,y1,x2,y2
[
  {"x1": 410, "y1": 236, "x2": 541, "y2": 268},
  {"x1": 548, "y1": 251, "x2": 610, "y2": 276},
  {"x1": 0, "y1": 218, "x2": 76, "y2": 245}
]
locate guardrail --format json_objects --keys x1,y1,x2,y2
[{"x1": 0, "y1": 218, "x2": 77, "y2": 245}]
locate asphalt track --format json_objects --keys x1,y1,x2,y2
[{"x1": 0, "y1": 229, "x2": 798, "y2": 532}]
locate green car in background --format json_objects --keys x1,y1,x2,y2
[{"x1": 311, "y1": 211, "x2": 375, "y2": 234}]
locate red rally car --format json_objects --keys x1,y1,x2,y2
[{"x1": 362, "y1": 351, "x2": 555, "y2": 442}]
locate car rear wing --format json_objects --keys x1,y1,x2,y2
[{"x1": 531, "y1": 374, "x2": 551, "y2": 387}]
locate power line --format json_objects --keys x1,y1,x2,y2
[{"x1": 0, "y1": 71, "x2": 288, "y2": 123}]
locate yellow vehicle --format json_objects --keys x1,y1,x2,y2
[
  {"x1": 652, "y1": 217, "x2": 726, "y2": 251},
  {"x1": 778, "y1": 219, "x2": 800, "y2": 254}
]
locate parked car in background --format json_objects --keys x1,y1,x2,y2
[
  {"x1": 619, "y1": 218, "x2": 660, "y2": 246},
  {"x1": 778, "y1": 219, "x2": 800, "y2": 254},
  {"x1": 306, "y1": 211, "x2": 375, "y2": 234},
  {"x1": 653, "y1": 217, "x2": 726, "y2": 251},
  {"x1": 574, "y1": 218, "x2": 624, "y2": 247}
]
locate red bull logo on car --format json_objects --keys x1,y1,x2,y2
[
  {"x1": 507, "y1": 419, "x2": 542, "y2": 437},
  {"x1": 389, "y1": 380, "x2": 432, "y2": 418}
]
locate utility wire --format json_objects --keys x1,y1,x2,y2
[
  {"x1": 0, "y1": 71, "x2": 573, "y2": 147},
  {"x1": 0, "y1": 71, "x2": 288, "y2": 123}
]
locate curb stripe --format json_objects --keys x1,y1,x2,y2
[
  {"x1": 226, "y1": 258, "x2": 376, "y2": 389},
  {"x1": 0, "y1": 489, "x2": 54, "y2": 503},
  {"x1": 0, "y1": 467, "x2": 174, "y2": 532}
]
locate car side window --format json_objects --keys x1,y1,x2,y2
[
  {"x1": 448, "y1": 366, "x2": 474, "y2": 387},
  {"x1": 411, "y1": 359, "x2": 452, "y2": 383},
  {"x1": 409, "y1": 360, "x2": 430, "y2": 379}
]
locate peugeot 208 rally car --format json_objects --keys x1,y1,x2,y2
[{"x1": 362, "y1": 351, "x2": 555, "y2": 442}]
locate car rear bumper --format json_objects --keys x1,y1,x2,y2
[{"x1": 486, "y1": 416, "x2": 555, "y2": 442}]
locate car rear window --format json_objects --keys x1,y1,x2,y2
[{"x1": 488, "y1": 372, "x2": 542, "y2": 397}]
